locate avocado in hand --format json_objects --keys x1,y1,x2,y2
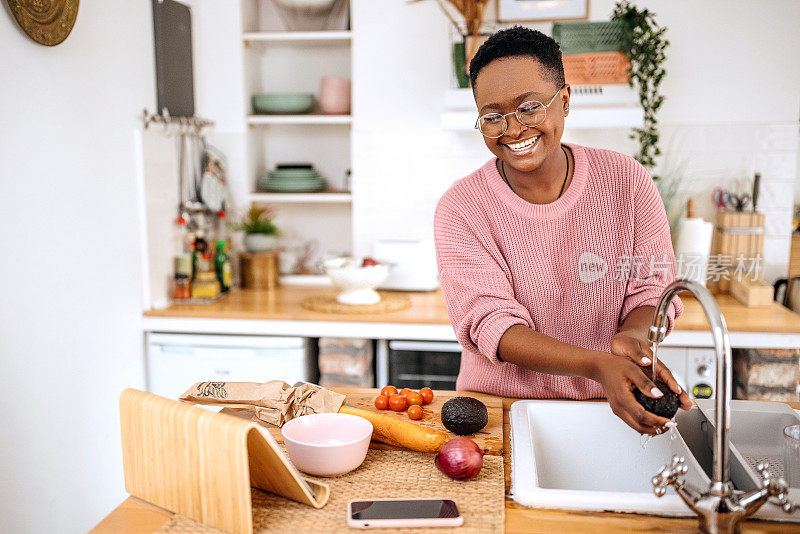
[
  {"x1": 441, "y1": 396, "x2": 488, "y2": 435},
  {"x1": 633, "y1": 379, "x2": 680, "y2": 419}
]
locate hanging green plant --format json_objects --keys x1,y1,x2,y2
[{"x1": 612, "y1": 1, "x2": 669, "y2": 176}]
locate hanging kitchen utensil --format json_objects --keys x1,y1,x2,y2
[
  {"x1": 179, "y1": 126, "x2": 205, "y2": 214},
  {"x1": 199, "y1": 137, "x2": 229, "y2": 213},
  {"x1": 176, "y1": 130, "x2": 188, "y2": 222}
]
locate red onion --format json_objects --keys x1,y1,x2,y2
[{"x1": 435, "y1": 437, "x2": 486, "y2": 481}]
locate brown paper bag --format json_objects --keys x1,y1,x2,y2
[{"x1": 179, "y1": 381, "x2": 346, "y2": 427}]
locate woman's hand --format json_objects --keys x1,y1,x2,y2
[
  {"x1": 589, "y1": 353, "x2": 676, "y2": 435},
  {"x1": 610, "y1": 331, "x2": 693, "y2": 411}
]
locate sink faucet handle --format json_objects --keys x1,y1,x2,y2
[
  {"x1": 756, "y1": 462, "x2": 795, "y2": 513},
  {"x1": 652, "y1": 455, "x2": 688, "y2": 497}
]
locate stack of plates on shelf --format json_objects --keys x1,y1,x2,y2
[
  {"x1": 258, "y1": 164, "x2": 327, "y2": 192},
  {"x1": 252, "y1": 93, "x2": 315, "y2": 114}
]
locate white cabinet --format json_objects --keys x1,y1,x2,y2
[{"x1": 146, "y1": 333, "x2": 310, "y2": 399}]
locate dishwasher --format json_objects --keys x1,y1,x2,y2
[{"x1": 146, "y1": 333, "x2": 312, "y2": 399}]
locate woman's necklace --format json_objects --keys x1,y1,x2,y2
[{"x1": 500, "y1": 145, "x2": 570, "y2": 201}]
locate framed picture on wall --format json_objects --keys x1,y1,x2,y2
[{"x1": 497, "y1": 0, "x2": 589, "y2": 22}]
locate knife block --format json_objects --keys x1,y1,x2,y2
[
  {"x1": 710, "y1": 210, "x2": 765, "y2": 293},
  {"x1": 119, "y1": 389, "x2": 329, "y2": 534}
]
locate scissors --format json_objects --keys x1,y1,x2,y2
[
  {"x1": 712, "y1": 186, "x2": 751, "y2": 211},
  {"x1": 712, "y1": 188, "x2": 731, "y2": 209}
]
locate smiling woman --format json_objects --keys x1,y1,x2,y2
[{"x1": 433, "y1": 26, "x2": 690, "y2": 437}]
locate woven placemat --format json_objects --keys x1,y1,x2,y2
[
  {"x1": 157, "y1": 448, "x2": 504, "y2": 533},
  {"x1": 300, "y1": 292, "x2": 412, "y2": 315}
]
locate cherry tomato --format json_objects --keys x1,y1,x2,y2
[
  {"x1": 406, "y1": 391, "x2": 423, "y2": 406},
  {"x1": 388, "y1": 394, "x2": 407, "y2": 412},
  {"x1": 399, "y1": 388, "x2": 413, "y2": 398},
  {"x1": 407, "y1": 405, "x2": 423, "y2": 420},
  {"x1": 419, "y1": 387, "x2": 434, "y2": 405},
  {"x1": 361, "y1": 257, "x2": 379, "y2": 267},
  {"x1": 380, "y1": 386, "x2": 398, "y2": 398},
  {"x1": 374, "y1": 395, "x2": 389, "y2": 410}
]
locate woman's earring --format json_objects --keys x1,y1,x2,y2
[{"x1": 564, "y1": 106, "x2": 569, "y2": 115}]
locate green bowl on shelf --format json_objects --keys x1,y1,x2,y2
[
  {"x1": 258, "y1": 178, "x2": 327, "y2": 192},
  {"x1": 252, "y1": 93, "x2": 315, "y2": 114},
  {"x1": 268, "y1": 170, "x2": 319, "y2": 180}
]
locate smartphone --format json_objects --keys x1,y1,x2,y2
[{"x1": 347, "y1": 498, "x2": 463, "y2": 529}]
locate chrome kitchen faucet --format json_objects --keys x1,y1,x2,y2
[{"x1": 648, "y1": 280, "x2": 794, "y2": 534}]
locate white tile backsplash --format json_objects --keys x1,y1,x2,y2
[
  {"x1": 757, "y1": 124, "x2": 800, "y2": 152},
  {"x1": 764, "y1": 208, "x2": 795, "y2": 238},
  {"x1": 760, "y1": 181, "x2": 796, "y2": 213},
  {"x1": 755, "y1": 151, "x2": 799, "y2": 183}
]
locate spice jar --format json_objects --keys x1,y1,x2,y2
[{"x1": 172, "y1": 274, "x2": 191, "y2": 300}]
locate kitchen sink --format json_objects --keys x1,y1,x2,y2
[
  {"x1": 509, "y1": 400, "x2": 800, "y2": 520},
  {"x1": 509, "y1": 400, "x2": 708, "y2": 516}
]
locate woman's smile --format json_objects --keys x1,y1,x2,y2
[{"x1": 502, "y1": 134, "x2": 540, "y2": 157}]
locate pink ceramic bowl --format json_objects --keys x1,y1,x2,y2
[{"x1": 281, "y1": 413, "x2": 373, "y2": 476}]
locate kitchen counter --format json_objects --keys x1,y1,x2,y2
[
  {"x1": 92, "y1": 391, "x2": 800, "y2": 533},
  {"x1": 143, "y1": 286, "x2": 800, "y2": 347}
]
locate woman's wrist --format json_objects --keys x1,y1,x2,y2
[{"x1": 578, "y1": 349, "x2": 604, "y2": 382}]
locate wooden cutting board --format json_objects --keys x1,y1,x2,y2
[{"x1": 232, "y1": 388, "x2": 504, "y2": 456}]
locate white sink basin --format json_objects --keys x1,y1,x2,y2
[
  {"x1": 509, "y1": 400, "x2": 708, "y2": 516},
  {"x1": 511, "y1": 400, "x2": 800, "y2": 521}
]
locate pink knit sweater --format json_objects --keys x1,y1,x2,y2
[{"x1": 433, "y1": 143, "x2": 683, "y2": 399}]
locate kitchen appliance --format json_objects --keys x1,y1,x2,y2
[
  {"x1": 775, "y1": 277, "x2": 800, "y2": 313},
  {"x1": 373, "y1": 239, "x2": 439, "y2": 291},
  {"x1": 387, "y1": 340, "x2": 461, "y2": 390},
  {"x1": 656, "y1": 346, "x2": 716, "y2": 399},
  {"x1": 146, "y1": 333, "x2": 311, "y2": 399}
]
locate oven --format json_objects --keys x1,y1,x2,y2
[{"x1": 383, "y1": 340, "x2": 463, "y2": 390}]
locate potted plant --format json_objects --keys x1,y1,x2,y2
[
  {"x1": 229, "y1": 205, "x2": 280, "y2": 252},
  {"x1": 612, "y1": 0, "x2": 669, "y2": 176},
  {"x1": 409, "y1": 0, "x2": 491, "y2": 88}
]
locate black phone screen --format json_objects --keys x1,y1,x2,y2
[{"x1": 350, "y1": 499, "x2": 459, "y2": 520}]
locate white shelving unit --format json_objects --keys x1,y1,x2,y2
[
  {"x1": 240, "y1": 0, "x2": 354, "y2": 272},
  {"x1": 246, "y1": 114, "x2": 351, "y2": 126},
  {"x1": 248, "y1": 191, "x2": 352, "y2": 204},
  {"x1": 243, "y1": 30, "x2": 352, "y2": 43}
]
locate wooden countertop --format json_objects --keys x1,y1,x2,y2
[
  {"x1": 145, "y1": 286, "x2": 452, "y2": 325},
  {"x1": 92, "y1": 391, "x2": 800, "y2": 533},
  {"x1": 144, "y1": 286, "x2": 800, "y2": 334}
]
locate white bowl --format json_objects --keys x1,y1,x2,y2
[
  {"x1": 323, "y1": 257, "x2": 390, "y2": 305},
  {"x1": 281, "y1": 413, "x2": 373, "y2": 476}
]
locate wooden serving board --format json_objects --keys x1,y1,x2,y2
[{"x1": 226, "y1": 388, "x2": 504, "y2": 456}]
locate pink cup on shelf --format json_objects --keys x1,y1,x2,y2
[{"x1": 318, "y1": 76, "x2": 351, "y2": 115}]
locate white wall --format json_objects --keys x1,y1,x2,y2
[
  {"x1": 0, "y1": 1, "x2": 153, "y2": 532},
  {"x1": 350, "y1": 0, "x2": 800, "y2": 282}
]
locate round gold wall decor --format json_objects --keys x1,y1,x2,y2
[{"x1": 6, "y1": 0, "x2": 79, "y2": 46}]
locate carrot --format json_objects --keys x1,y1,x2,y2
[{"x1": 338, "y1": 405, "x2": 449, "y2": 453}]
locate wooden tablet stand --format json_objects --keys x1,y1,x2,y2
[{"x1": 119, "y1": 388, "x2": 329, "y2": 534}]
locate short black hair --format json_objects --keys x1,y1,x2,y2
[{"x1": 469, "y1": 26, "x2": 565, "y2": 90}]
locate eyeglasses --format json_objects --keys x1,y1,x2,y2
[{"x1": 475, "y1": 84, "x2": 566, "y2": 138}]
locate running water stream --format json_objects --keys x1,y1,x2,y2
[{"x1": 651, "y1": 341, "x2": 659, "y2": 382}]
